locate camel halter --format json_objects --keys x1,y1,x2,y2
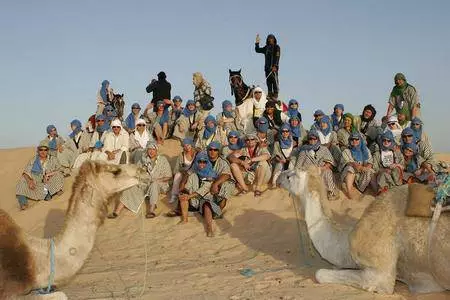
[{"x1": 34, "y1": 239, "x2": 55, "y2": 295}]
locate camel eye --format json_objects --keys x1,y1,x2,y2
[{"x1": 112, "y1": 168, "x2": 122, "y2": 176}]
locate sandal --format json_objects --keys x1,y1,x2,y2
[
  {"x1": 254, "y1": 190, "x2": 262, "y2": 197},
  {"x1": 165, "y1": 210, "x2": 180, "y2": 217},
  {"x1": 146, "y1": 212, "x2": 156, "y2": 219},
  {"x1": 107, "y1": 212, "x2": 118, "y2": 219}
]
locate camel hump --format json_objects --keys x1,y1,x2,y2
[{"x1": 0, "y1": 209, "x2": 36, "y2": 298}]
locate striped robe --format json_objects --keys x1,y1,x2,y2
[
  {"x1": 16, "y1": 155, "x2": 64, "y2": 200},
  {"x1": 293, "y1": 145, "x2": 337, "y2": 193},
  {"x1": 58, "y1": 131, "x2": 92, "y2": 169},
  {"x1": 172, "y1": 112, "x2": 202, "y2": 140},
  {"x1": 340, "y1": 149, "x2": 376, "y2": 192},
  {"x1": 372, "y1": 149, "x2": 404, "y2": 190},
  {"x1": 194, "y1": 128, "x2": 226, "y2": 151},
  {"x1": 119, "y1": 154, "x2": 172, "y2": 213}
]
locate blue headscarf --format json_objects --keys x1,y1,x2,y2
[
  {"x1": 227, "y1": 130, "x2": 244, "y2": 150},
  {"x1": 203, "y1": 115, "x2": 217, "y2": 139},
  {"x1": 410, "y1": 117, "x2": 423, "y2": 141},
  {"x1": 193, "y1": 151, "x2": 218, "y2": 180},
  {"x1": 402, "y1": 143, "x2": 419, "y2": 173},
  {"x1": 279, "y1": 123, "x2": 293, "y2": 149},
  {"x1": 100, "y1": 80, "x2": 109, "y2": 102},
  {"x1": 348, "y1": 132, "x2": 369, "y2": 162},
  {"x1": 103, "y1": 104, "x2": 117, "y2": 124},
  {"x1": 156, "y1": 101, "x2": 170, "y2": 126},
  {"x1": 287, "y1": 99, "x2": 300, "y2": 119},
  {"x1": 95, "y1": 115, "x2": 110, "y2": 133},
  {"x1": 256, "y1": 117, "x2": 269, "y2": 133},
  {"x1": 319, "y1": 115, "x2": 332, "y2": 136},
  {"x1": 124, "y1": 103, "x2": 141, "y2": 130},
  {"x1": 31, "y1": 156, "x2": 43, "y2": 175},
  {"x1": 208, "y1": 141, "x2": 221, "y2": 151},
  {"x1": 222, "y1": 100, "x2": 234, "y2": 118},
  {"x1": 379, "y1": 130, "x2": 395, "y2": 151},
  {"x1": 401, "y1": 127, "x2": 417, "y2": 144},
  {"x1": 299, "y1": 130, "x2": 320, "y2": 152},
  {"x1": 289, "y1": 115, "x2": 301, "y2": 138},
  {"x1": 182, "y1": 100, "x2": 197, "y2": 117},
  {"x1": 182, "y1": 137, "x2": 194, "y2": 146},
  {"x1": 46, "y1": 125, "x2": 57, "y2": 150},
  {"x1": 94, "y1": 140, "x2": 104, "y2": 149},
  {"x1": 313, "y1": 109, "x2": 324, "y2": 129},
  {"x1": 69, "y1": 119, "x2": 82, "y2": 138},
  {"x1": 331, "y1": 104, "x2": 344, "y2": 131}
]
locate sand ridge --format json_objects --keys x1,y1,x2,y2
[{"x1": 1, "y1": 142, "x2": 449, "y2": 299}]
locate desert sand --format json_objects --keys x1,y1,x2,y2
[{"x1": 1, "y1": 142, "x2": 449, "y2": 300}]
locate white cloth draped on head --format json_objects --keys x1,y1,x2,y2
[
  {"x1": 252, "y1": 87, "x2": 268, "y2": 117},
  {"x1": 111, "y1": 119, "x2": 122, "y2": 128},
  {"x1": 134, "y1": 119, "x2": 150, "y2": 148}
]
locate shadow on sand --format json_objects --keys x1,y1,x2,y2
[{"x1": 216, "y1": 208, "x2": 331, "y2": 278}]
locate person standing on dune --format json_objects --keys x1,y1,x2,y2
[{"x1": 255, "y1": 33, "x2": 281, "y2": 101}]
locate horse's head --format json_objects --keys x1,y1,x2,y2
[{"x1": 229, "y1": 69, "x2": 243, "y2": 88}]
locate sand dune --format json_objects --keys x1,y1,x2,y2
[{"x1": 1, "y1": 142, "x2": 449, "y2": 299}]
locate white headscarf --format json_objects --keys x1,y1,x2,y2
[
  {"x1": 385, "y1": 116, "x2": 402, "y2": 140},
  {"x1": 252, "y1": 87, "x2": 268, "y2": 117},
  {"x1": 134, "y1": 119, "x2": 150, "y2": 148}
]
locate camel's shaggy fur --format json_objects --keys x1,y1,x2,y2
[
  {"x1": 277, "y1": 167, "x2": 450, "y2": 294},
  {"x1": 0, "y1": 161, "x2": 142, "y2": 299}
]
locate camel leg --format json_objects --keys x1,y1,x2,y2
[
  {"x1": 20, "y1": 291, "x2": 68, "y2": 299},
  {"x1": 398, "y1": 273, "x2": 445, "y2": 294},
  {"x1": 315, "y1": 268, "x2": 396, "y2": 294}
]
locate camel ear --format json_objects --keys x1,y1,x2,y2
[
  {"x1": 238, "y1": 69, "x2": 241, "y2": 74},
  {"x1": 121, "y1": 93, "x2": 124, "y2": 97}
]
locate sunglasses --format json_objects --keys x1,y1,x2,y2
[
  {"x1": 350, "y1": 138, "x2": 360, "y2": 141},
  {"x1": 254, "y1": 91, "x2": 262, "y2": 94},
  {"x1": 314, "y1": 115, "x2": 322, "y2": 118},
  {"x1": 132, "y1": 107, "x2": 140, "y2": 109},
  {"x1": 112, "y1": 126, "x2": 121, "y2": 129},
  {"x1": 387, "y1": 123, "x2": 396, "y2": 126},
  {"x1": 281, "y1": 130, "x2": 290, "y2": 133},
  {"x1": 97, "y1": 119, "x2": 105, "y2": 122},
  {"x1": 208, "y1": 148, "x2": 219, "y2": 152},
  {"x1": 382, "y1": 139, "x2": 391, "y2": 143},
  {"x1": 308, "y1": 137, "x2": 318, "y2": 140},
  {"x1": 412, "y1": 123, "x2": 421, "y2": 126},
  {"x1": 136, "y1": 124, "x2": 146, "y2": 127},
  {"x1": 38, "y1": 148, "x2": 49, "y2": 151},
  {"x1": 245, "y1": 138, "x2": 256, "y2": 142},
  {"x1": 229, "y1": 136, "x2": 238, "y2": 139},
  {"x1": 198, "y1": 160, "x2": 208, "y2": 164},
  {"x1": 403, "y1": 134, "x2": 413, "y2": 138},
  {"x1": 290, "y1": 103, "x2": 298, "y2": 106}
]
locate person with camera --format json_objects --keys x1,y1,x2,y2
[
  {"x1": 193, "y1": 72, "x2": 214, "y2": 123},
  {"x1": 146, "y1": 71, "x2": 171, "y2": 112}
]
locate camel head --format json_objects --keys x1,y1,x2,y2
[{"x1": 277, "y1": 168, "x2": 308, "y2": 198}]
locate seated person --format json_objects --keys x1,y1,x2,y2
[
  {"x1": 221, "y1": 130, "x2": 244, "y2": 158},
  {"x1": 293, "y1": 131, "x2": 337, "y2": 200},
  {"x1": 109, "y1": 141, "x2": 172, "y2": 219},
  {"x1": 317, "y1": 115, "x2": 341, "y2": 164},
  {"x1": 354, "y1": 104, "x2": 380, "y2": 150},
  {"x1": 45, "y1": 125, "x2": 65, "y2": 157},
  {"x1": 262, "y1": 101, "x2": 287, "y2": 138},
  {"x1": 330, "y1": 104, "x2": 344, "y2": 131},
  {"x1": 372, "y1": 131, "x2": 404, "y2": 195},
  {"x1": 339, "y1": 132, "x2": 375, "y2": 199},
  {"x1": 168, "y1": 96, "x2": 184, "y2": 137},
  {"x1": 228, "y1": 133, "x2": 271, "y2": 197},
  {"x1": 173, "y1": 99, "x2": 201, "y2": 141},
  {"x1": 217, "y1": 100, "x2": 242, "y2": 135},
  {"x1": 178, "y1": 151, "x2": 220, "y2": 236},
  {"x1": 337, "y1": 113, "x2": 358, "y2": 151},
  {"x1": 401, "y1": 142, "x2": 435, "y2": 184},
  {"x1": 251, "y1": 87, "x2": 268, "y2": 126},
  {"x1": 129, "y1": 119, "x2": 153, "y2": 164},
  {"x1": 384, "y1": 115, "x2": 403, "y2": 145},
  {"x1": 146, "y1": 100, "x2": 170, "y2": 145},
  {"x1": 288, "y1": 115, "x2": 307, "y2": 148},
  {"x1": 169, "y1": 137, "x2": 197, "y2": 204},
  {"x1": 254, "y1": 117, "x2": 272, "y2": 151},
  {"x1": 406, "y1": 119, "x2": 438, "y2": 172},
  {"x1": 310, "y1": 109, "x2": 325, "y2": 131},
  {"x1": 271, "y1": 123, "x2": 297, "y2": 187},
  {"x1": 195, "y1": 115, "x2": 225, "y2": 151},
  {"x1": 286, "y1": 99, "x2": 302, "y2": 122},
  {"x1": 96, "y1": 79, "x2": 114, "y2": 116},
  {"x1": 123, "y1": 103, "x2": 142, "y2": 133},
  {"x1": 103, "y1": 119, "x2": 129, "y2": 164},
  {"x1": 16, "y1": 140, "x2": 64, "y2": 210},
  {"x1": 58, "y1": 119, "x2": 92, "y2": 175}
]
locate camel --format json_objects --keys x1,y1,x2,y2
[
  {"x1": 0, "y1": 161, "x2": 144, "y2": 299},
  {"x1": 277, "y1": 167, "x2": 450, "y2": 294}
]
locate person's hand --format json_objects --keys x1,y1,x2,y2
[
  {"x1": 44, "y1": 173, "x2": 53, "y2": 183},
  {"x1": 192, "y1": 122, "x2": 198, "y2": 129},
  {"x1": 255, "y1": 33, "x2": 260, "y2": 44},
  {"x1": 28, "y1": 179, "x2": 36, "y2": 190},
  {"x1": 107, "y1": 152, "x2": 115, "y2": 160},
  {"x1": 428, "y1": 173, "x2": 436, "y2": 182},
  {"x1": 163, "y1": 99, "x2": 171, "y2": 105},
  {"x1": 145, "y1": 102, "x2": 154, "y2": 111},
  {"x1": 271, "y1": 65, "x2": 277, "y2": 72},
  {"x1": 210, "y1": 183, "x2": 219, "y2": 195},
  {"x1": 414, "y1": 169, "x2": 423, "y2": 177}
]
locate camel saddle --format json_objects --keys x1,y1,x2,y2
[{"x1": 406, "y1": 176, "x2": 450, "y2": 218}]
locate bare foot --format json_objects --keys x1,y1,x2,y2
[{"x1": 178, "y1": 219, "x2": 188, "y2": 225}]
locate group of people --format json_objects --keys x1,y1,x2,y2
[{"x1": 14, "y1": 33, "x2": 447, "y2": 237}]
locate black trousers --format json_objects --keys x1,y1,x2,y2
[{"x1": 265, "y1": 70, "x2": 279, "y2": 95}]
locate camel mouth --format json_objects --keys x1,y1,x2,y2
[{"x1": 276, "y1": 170, "x2": 295, "y2": 189}]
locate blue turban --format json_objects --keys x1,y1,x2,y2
[{"x1": 69, "y1": 119, "x2": 82, "y2": 138}]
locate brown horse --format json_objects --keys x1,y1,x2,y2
[
  {"x1": 229, "y1": 69, "x2": 254, "y2": 107},
  {"x1": 110, "y1": 93, "x2": 125, "y2": 120}
]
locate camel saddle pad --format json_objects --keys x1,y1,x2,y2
[{"x1": 406, "y1": 183, "x2": 435, "y2": 218}]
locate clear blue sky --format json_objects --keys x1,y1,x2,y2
[{"x1": 1, "y1": 1, "x2": 449, "y2": 151}]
